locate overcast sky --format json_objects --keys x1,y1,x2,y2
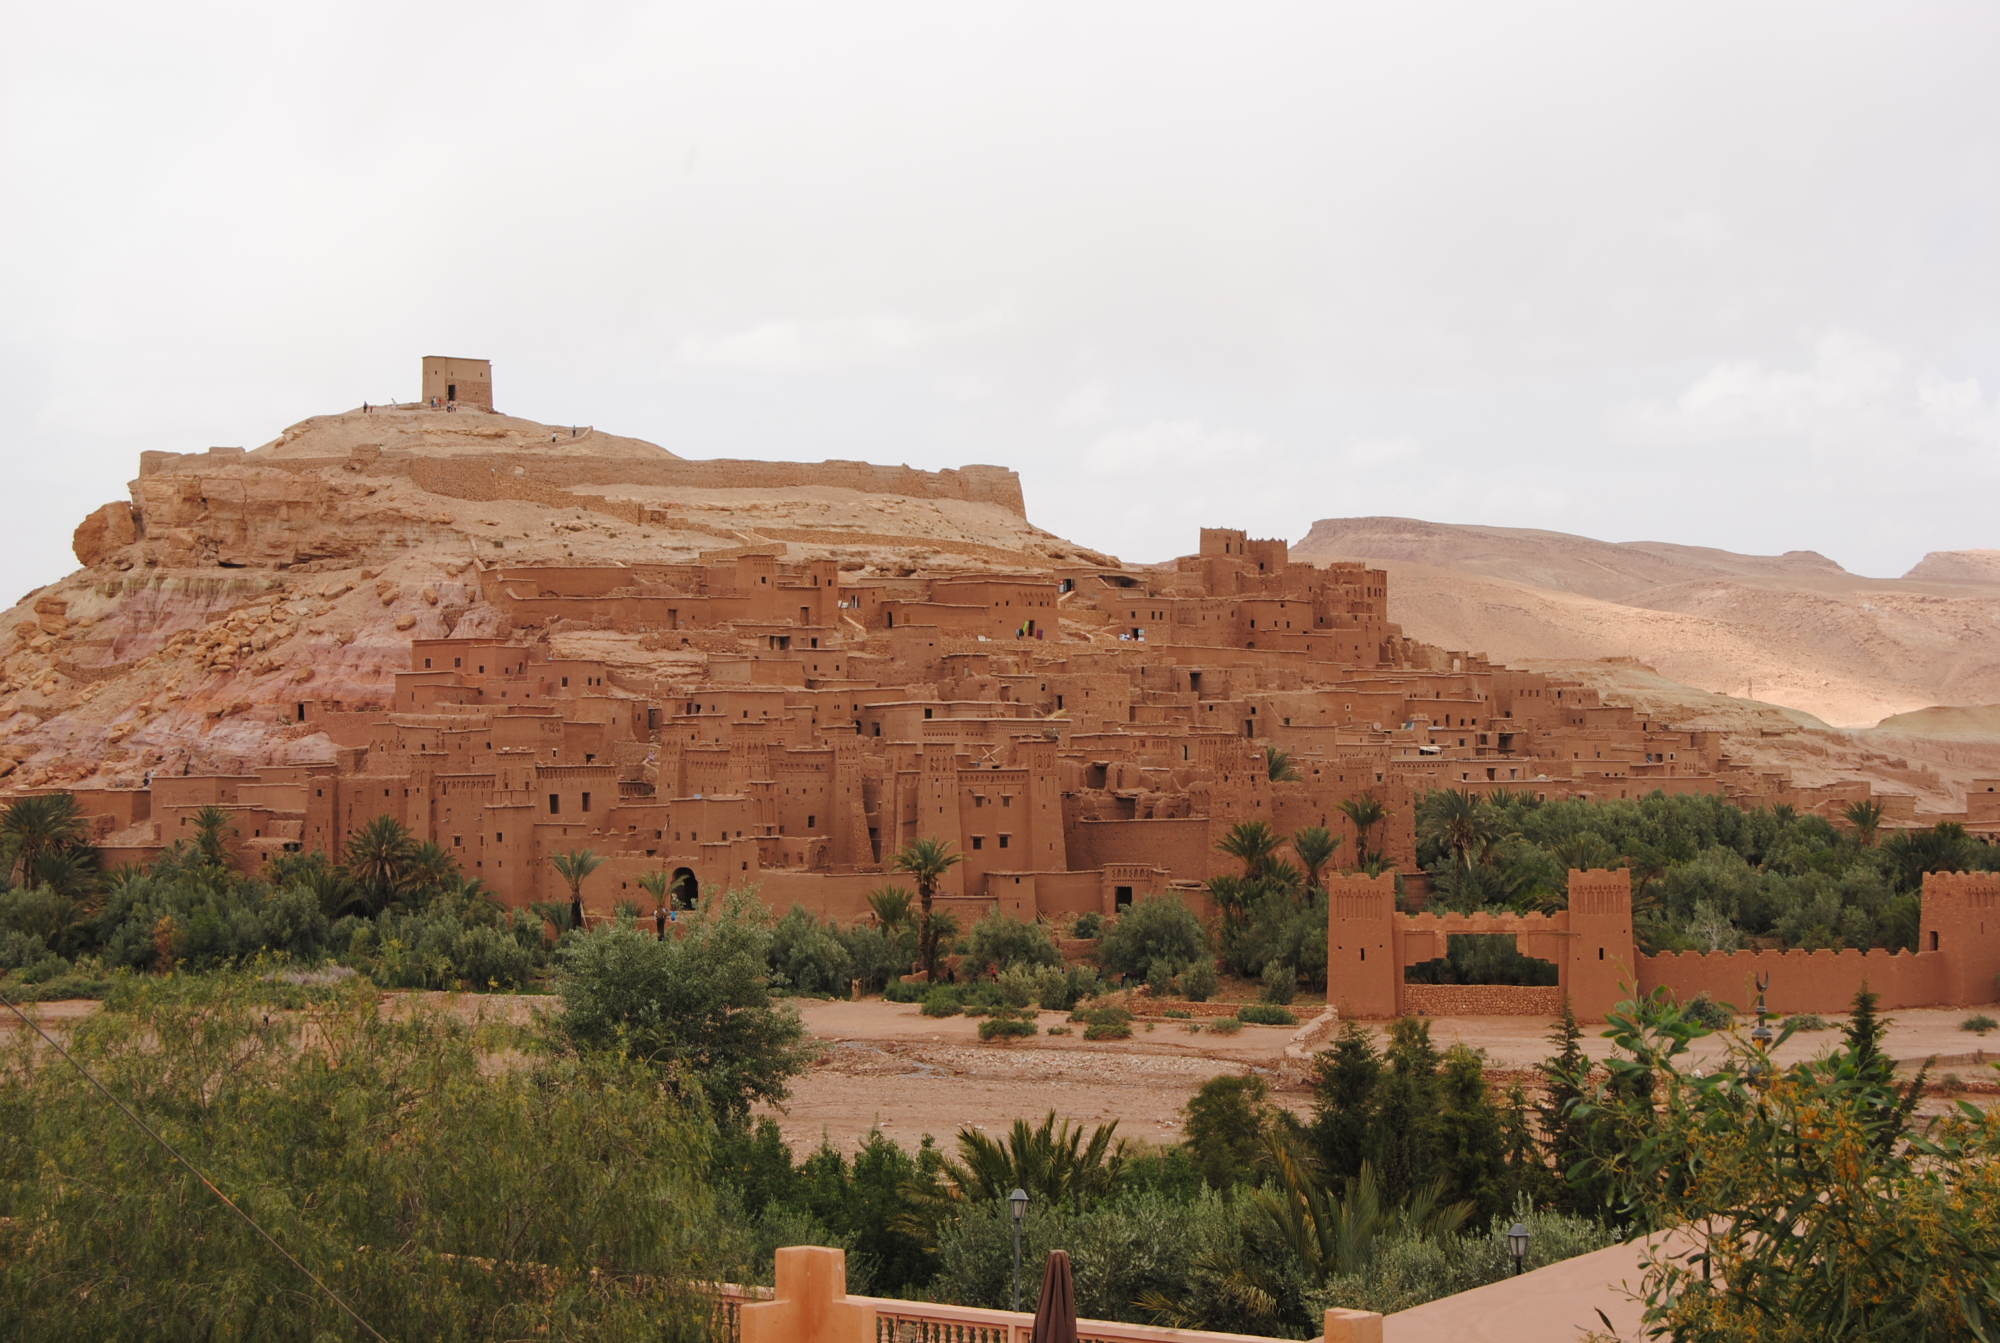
[{"x1": 4, "y1": 2, "x2": 1995, "y2": 594}]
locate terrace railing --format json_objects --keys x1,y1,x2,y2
[{"x1": 730, "y1": 1247, "x2": 1383, "y2": 1343}]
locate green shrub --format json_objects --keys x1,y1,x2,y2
[
  {"x1": 1683, "y1": 992, "x2": 1734, "y2": 1030},
  {"x1": 1030, "y1": 964, "x2": 1102, "y2": 1011},
  {"x1": 1961, "y1": 1014, "x2": 1998, "y2": 1035},
  {"x1": 837, "y1": 921, "x2": 911, "y2": 994},
  {"x1": 1163, "y1": 1008, "x2": 1192, "y2": 1019},
  {"x1": 1072, "y1": 911, "x2": 1104, "y2": 940},
  {"x1": 978, "y1": 1015, "x2": 1037, "y2": 1041},
  {"x1": 1238, "y1": 1003, "x2": 1297, "y2": 1026},
  {"x1": 768, "y1": 906, "x2": 854, "y2": 996},
  {"x1": 965, "y1": 912, "x2": 1060, "y2": 976},
  {"x1": 1180, "y1": 958, "x2": 1219, "y2": 1003},
  {"x1": 1208, "y1": 1017, "x2": 1244, "y2": 1035},
  {"x1": 920, "y1": 985, "x2": 964, "y2": 1017},
  {"x1": 1098, "y1": 897, "x2": 1210, "y2": 980},
  {"x1": 1260, "y1": 960, "x2": 1298, "y2": 1005},
  {"x1": 552, "y1": 892, "x2": 816, "y2": 1124},
  {"x1": 1046, "y1": 1025, "x2": 1072, "y2": 1036},
  {"x1": 884, "y1": 976, "x2": 926, "y2": 1003},
  {"x1": 1146, "y1": 957, "x2": 1181, "y2": 997},
  {"x1": 1081, "y1": 1004, "x2": 1134, "y2": 1041},
  {"x1": 0, "y1": 980, "x2": 734, "y2": 1336},
  {"x1": 994, "y1": 964, "x2": 1042, "y2": 1010},
  {"x1": 1784, "y1": 1012, "x2": 1832, "y2": 1031}
]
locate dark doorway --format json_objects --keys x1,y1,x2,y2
[
  {"x1": 447, "y1": 383, "x2": 457, "y2": 401},
  {"x1": 1114, "y1": 885, "x2": 1134, "y2": 910},
  {"x1": 673, "y1": 866, "x2": 700, "y2": 909}
]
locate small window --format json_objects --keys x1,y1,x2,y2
[
  {"x1": 549, "y1": 794, "x2": 560, "y2": 815},
  {"x1": 581, "y1": 792, "x2": 591, "y2": 812},
  {"x1": 998, "y1": 834, "x2": 1010, "y2": 849},
  {"x1": 971, "y1": 836, "x2": 984, "y2": 850}
]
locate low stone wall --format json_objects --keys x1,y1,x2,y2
[{"x1": 1400, "y1": 983, "x2": 1565, "y2": 1016}]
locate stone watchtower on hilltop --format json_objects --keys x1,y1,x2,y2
[{"x1": 421, "y1": 355, "x2": 493, "y2": 409}]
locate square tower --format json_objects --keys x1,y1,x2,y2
[{"x1": 421, "y1": 356, "x2": 493, "y2": 409}]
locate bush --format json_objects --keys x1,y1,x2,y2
[
  {"x1": 1081, "y1": 1004, "x2": 1133, "y2": 1041},
  {"x1": 836, "y1": 920, "x2": 911, "y2": 995},
  {"x1": 0, "y1": 981, "x2": 736, "y2": 1336},
  {"x1": 1163, "y1": 1008, "x2": 1192, "y2": 1020},
  {"x1": 1072, "y1": 911, "x2": 1104, "y2": 940},
  {"x1": 1208, "y1": 1017, "x2": 1244, "y2": 1035},
  {"x1": 1785, "y1": 1013, "x2": 1831, "y2": 1032},
  {"x1": 883, "y1": 976, "x2": 926, "y2": 1003},
  {"x1": 1961, "y1": 1014, "x2": 1998, "y2": 1035},
  {"x1": 1260, "y1": 959, "x2": 1297, "y2": 1005},
  {"x1": 964, "y1": 913, "x2": 1060, "y2": 976},
  {"x1": 1238, "y1": 1003, "x2": 1297, "y2": 1027},
  {"x1": 994, "y1": 964, "x2": 1043, "y2": 1011},
  {"x1": 1098, "y1": 897, "x2": 1210, "y2": 980},
  {"x1": 552, "y1": 890, "x2": 816, "y2": 1124},
  {"x1": 1180, "y1": 958, "x2": 1219, "y2": 1003},
  {"x1": 1146, "y1": 957, "x2": 1180, "y2": 997},
  {"x1": 978, "y1": 1015, "x2": 1037, "y2": 1041},
  {"x1": 1047, "y1": 1025, "x2": 1072, "y2": 1036},
  {"x1": 1031, "y1": 964, "x2": 1103, "y2": 1012},
  {"x1": 768, "y1": 907, "x2": 854, "y2": 997},
  {"x1": 920, "y1": 985, "x2": 964, "y2": 1017},
  {"x1": 1683, "y1": 992, "x2": 1734, "y2": 1030}
]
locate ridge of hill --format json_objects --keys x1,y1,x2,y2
[
  {"x1": 0, "y1": 405, "x2": 1105, "y2": 788},
  {"x1": 1295, "y1": 517, "x2": 2000, "y2": 730}
]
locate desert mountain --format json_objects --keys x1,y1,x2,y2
[
  {"x1": 0, "y1": 403, "x2": 1107, "y2": 789},
  {"x1": 1295, "y1": 517, "x2": 2000, "y2": 730}
]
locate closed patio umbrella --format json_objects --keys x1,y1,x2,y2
[{"x1": 1031, "y1": 1250, "x2": 1078, "y2": 1343}]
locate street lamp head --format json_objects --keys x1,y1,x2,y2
[
  {"x1": 1009, "y1": 1187, "x2": 1029, "y2": 1223},
  {"x1": 1507, "y1": 1221, "x2": 1530, "y2": 1265}
]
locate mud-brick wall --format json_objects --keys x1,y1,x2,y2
[
  {"x1": 1637, "y1": 948, "x2": 1938, "y2": 1012},
  {"x1": 1400, "y1": 984, "x2": 1566, "y2": 1017}
]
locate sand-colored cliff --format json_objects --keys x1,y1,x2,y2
[
  {"x1": 0, "y1": 406, "x2": 1103, "y2": 788},
  {"x1": 1295, "y1": 517, "x2": 2000, "y2": 730}
]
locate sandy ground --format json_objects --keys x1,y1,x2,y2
[
  {"x1": 9, "y1": 993, "x2": 1995, "y2": 1152},
  {"x1": 759, "y1": 1000, "x2": 2000, "y2": 1152}
]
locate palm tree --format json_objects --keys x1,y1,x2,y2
[
  {"x1": 1292, "y1": 826, "x2": 1340, "y2": 892},
  {"x1": 1844, "y1": 798, "x2": 1886, "y2": 848},
  {"x1": 866, "y1": 884, "x2": 915, "y2": 932},
  {"x1": 1249, "y1": 1139, "x2": 1469, "y2": 1282},
  {"x1": 637, "y1": 867, "x2": 688, "y2": 909},
  {"x1": 890, "y1": 838, "x2": 962, "y2": 981},
  {"x1": 405, "y1": 841, "x2": 461, "y2": 902},
  {"x1": 1207, "y1": 874, "x2": 1253, "y2": 927},
  {"x1": 1429, "y1": 791, "x2": 1491, "y2": 873},
  {"x1": 1265, "y1": 748, "x2": 1300, "y2": 783},
  {"x1": 947, "y1": 1112, "x2": 1127, "y2": 1211},
  {"x1": 341, "y1": 815, "x2": 418, "y2": 916},
  {"x1": 2, "y1": 792, "x2": 90, "y2": 886},
  {"x1": 191, "y1": 806, "x2": 234, "y2": 870},
  {"x1": 1217, "y1": 820, "x2": 1282, "y2": 881},
  {"x1": 551, "y1": 848, "x2": 604, "y2": 931},
  {"x1": 1338, "y1": 793, "x2": 1387, "y2": 867}
]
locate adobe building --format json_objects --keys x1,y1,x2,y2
[
  {"x1": 420, "y1": 355, "x2": 493, "y2": 409},
  {"x1": 37, "y1": 523, "x2": 1994, "y2": 1011},
  {"x1": 1328, "y1": 866, "x2": 2000, "y2": 1020}
]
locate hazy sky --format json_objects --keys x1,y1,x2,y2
[{"x1": 4, "y1": 2, "x2": 1996, "y2": 594}]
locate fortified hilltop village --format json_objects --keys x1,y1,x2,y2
[{"x1": 4, "y1": 357, "x2": 1999, "y2": 1019}]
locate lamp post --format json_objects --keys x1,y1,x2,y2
[
  {"x1": 1507, "y1": 1221, "x2": 1530, "y2": 1277},
  {"x1": 1009, "y1": 1187, "x2": 1030, "y2": 1311},
  {"x1": 1748, "y1": 971, "x2": 1774, "y2": 1090}
]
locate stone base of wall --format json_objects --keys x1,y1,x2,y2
[{"x1": 1399, "y1": 983, "x2": 1565, "y2": 1016}]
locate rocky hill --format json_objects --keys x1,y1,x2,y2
[
  {"x1": 1295, "y1": 517, "x2": 2000, "y2": 729},
  {"x1": 0, "y1": 404, "x2": 1104, "y2": 789}
]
